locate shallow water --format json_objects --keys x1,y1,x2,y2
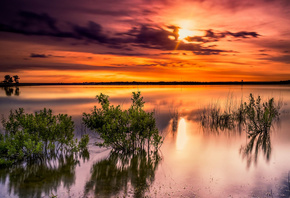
[{"x1": 0, "y1": 85, "x2": 290, "y2": 197}]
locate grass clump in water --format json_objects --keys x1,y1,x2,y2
[
  {"x1": 243, "y1": 93, "x2": 281, "y2": 134},
  {"x1": 200, "y1": 93, "x2": 281, "y2": 133},
  {"x1": 239, "y1": 94, "x2": 281, "y2": 166}
]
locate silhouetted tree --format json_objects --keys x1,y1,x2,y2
[
  {"x1": 13, "y1": 75, "x2": 20, "y2": 83},
  {"x1": 3, "y1": 75, "x2": 11, "y2": 83},
  {"x1": 2, "y1": 75, "x2": 20, "y2": 83}
]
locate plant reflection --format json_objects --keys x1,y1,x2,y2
[
  {"x1": 1, "y1": 86, "x2": 20, "y2": 96},
  {"x1": 0, "y1": 150, "x2": 89, "y2": 198},
  {"x1": 239, "y1": 130, "x2": 271, "y2": 168},
  {"x1": 170, "y1": 109, "x2": 179, "y2": 134},
  {"x1": 84, "y1": 150, "x2": 161, "y2": 198}
]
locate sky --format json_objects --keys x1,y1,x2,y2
[{"x1": 0, "y1": 0, "x2": 289, "y2": 83}]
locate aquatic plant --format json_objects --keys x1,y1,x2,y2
[
  {"x1": 200, "y1": 102, "x2": 236, "y2": 132},
  {"x1": 200, "y1": 94, "x2": 281, "y2": 166},
  {"x1": 243, "y1": 93, "x2": 281, "y2": 134},
  {"x1": 200, "y1": 93, "x2": 281, "y2": 134},
  {"x1": 0, "y1": 108, "x2": 89, "y2": 166},
  {"x1": 239, "y1": 94, "x2": 281, "y2": 167},
  {"x1": 83, "y1": 91, "x2": 163, "y2": 153}
]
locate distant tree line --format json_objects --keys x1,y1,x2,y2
[{"x1": 2, "y1": 75, "x2": 20, "y2": 83}]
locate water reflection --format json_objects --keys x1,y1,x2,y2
[
  {"x1": 1, "y1": 86, "x2": 20, "y2": 96},
  {"x1": 170, "y1": 109, "x2": 179, "y2": 134},
  {"x1": 84, "y1": 150, "x2": 161, "y2": 198},
  {"x1": 0, "y1": 85, "x2": 289, "y2": 197},
  {"x1": 240, "y1": 130, "x2": 272, "y2": 168},
  {"x1": 176, "y1": 118, "x2": 187, "y2": 150},
  {"x1": 0, "y1": 151, "x2": 89, "y2": 198}
]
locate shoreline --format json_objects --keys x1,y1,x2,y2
[{"x1": 1, "y1": 80, "x2": 290, "y2": 87}]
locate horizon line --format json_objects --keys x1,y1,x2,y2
[{"x1": 1, "y1": 80, "x2": 290, "y2": 87}]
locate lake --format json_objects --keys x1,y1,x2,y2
[{"x1": 0, "y1": 85, "x2": 290, "y2": 198}]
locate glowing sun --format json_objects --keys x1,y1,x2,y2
[
  {"x1": 176, "y1": 20, "x2": 196, "y2": 41},
  {"x1": 178, "y1": 28, "x2": 194, "y2": 40}
]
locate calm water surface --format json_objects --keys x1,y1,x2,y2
[{"x1": 0, "y1": 85, "x2": 290, "y2": 198}]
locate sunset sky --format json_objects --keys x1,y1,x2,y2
[{"x1": 0, "y1": 0, "x2": 289, "y2": 83}]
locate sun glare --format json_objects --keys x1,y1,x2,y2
[
  {"x1": 178, "y1": 28, "x2": 194, "y2": 40},
  {"x1": 176, "y1": 20, "x2": 195, "y2": 41}
]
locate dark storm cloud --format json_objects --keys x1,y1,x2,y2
[
  {"x1": 124, "y1": 25, "x2": 237, "y2": 54},
  {"x1": 193, "y1": 49, "x2": 226, "y2": 55},
  {"x1": 0, "y1": 64, "x2": 127, "y2": 72},
  {"x1": 0, "y1": 10, "x2": 58, "y2": 35},
  {"x1": 18, "y1": 10, "x2": 59, "y2": 31},
  {"x1": 185, "y1": 36, "x2": 208, "y2": 43},
  {"x1": 261, "y1": 55, "x2": 290, "y2": 64},
  {"x1": 227, "y1": 31, "x2": 260, "y2": 38},
  {"x1": 0, "y1": 10, "x2": 260, "y2": 55},
  {"x1": 209, "y1": 0, "x2": 290, "y2": 11},
  {"x1": 204, "y1": 29, "x2": 260, "y2": 39},
  {"x1": 30, "y1": 53, "x2": 49, "y2": 58},
  {"x1": 132, "y1": 25, "x2": 177, "y2": 49},
  {"x1": 78, "y1": 8, "x2": 132, "y2": 17},
  {"x1": 29, "y1": 53, "x2": 66, "y2": 58},
  {"x1": 0, "y1": 60, "x2": 161, "y2": 72},
  {"x1": 185, "y1": 29, "x2": 260, "y2": 44},
  {"x1": 99, "y1": 52, "x2": 152, "y2": 56},
  {"x1": 257, "y1": 39, "x2": 290, "y2": 53},
  {"x1": 0, "y1": 10, "x2": 76, "y2": 39},
  {"x1": 72, "y1": 21, "x2": 108, "y2": 43}
]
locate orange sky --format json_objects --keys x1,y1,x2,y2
[{"x1": 0, "y1": 0, "x2": 289, "y2": 82}]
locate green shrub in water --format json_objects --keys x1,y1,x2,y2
[
  {"x1": 0, "y1": 108, "x2": 89, "y2": 166},
  {"x1": 83, "y1": 92, "x2": 162, "y2": 152}
]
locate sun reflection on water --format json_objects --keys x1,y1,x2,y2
[{"x1": 176, "y1": 118, "x2": 187, "y2": 150}]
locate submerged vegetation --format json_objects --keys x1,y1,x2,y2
[
  {"x1": 83, "y1": 91, "x2": 163, "y2": 153},
  {"x1": 0, "y1": 92, "x2": 163, "y2": 196},
  {"x1": 0, "y1": 91, "x2": 162, "y2": 167},
  {"x1": 0, "y1": 108, "x2": 89, "y2": 166},
  {"x1": 200, "y1": 93, "x2": 282, "y2": 166},
  {"x1": 200, "y1": 93, "x2": 282, "y2": 133},
  {"x1": 239, "y1": 94, "x2": 281, "y2": 166},
  {"x1": 243, "y1": 93, "x2": 281, "y2": 134}
]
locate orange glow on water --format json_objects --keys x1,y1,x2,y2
[{"x1": 176, "y1": 118, "x2": 187, "y2": 150}]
